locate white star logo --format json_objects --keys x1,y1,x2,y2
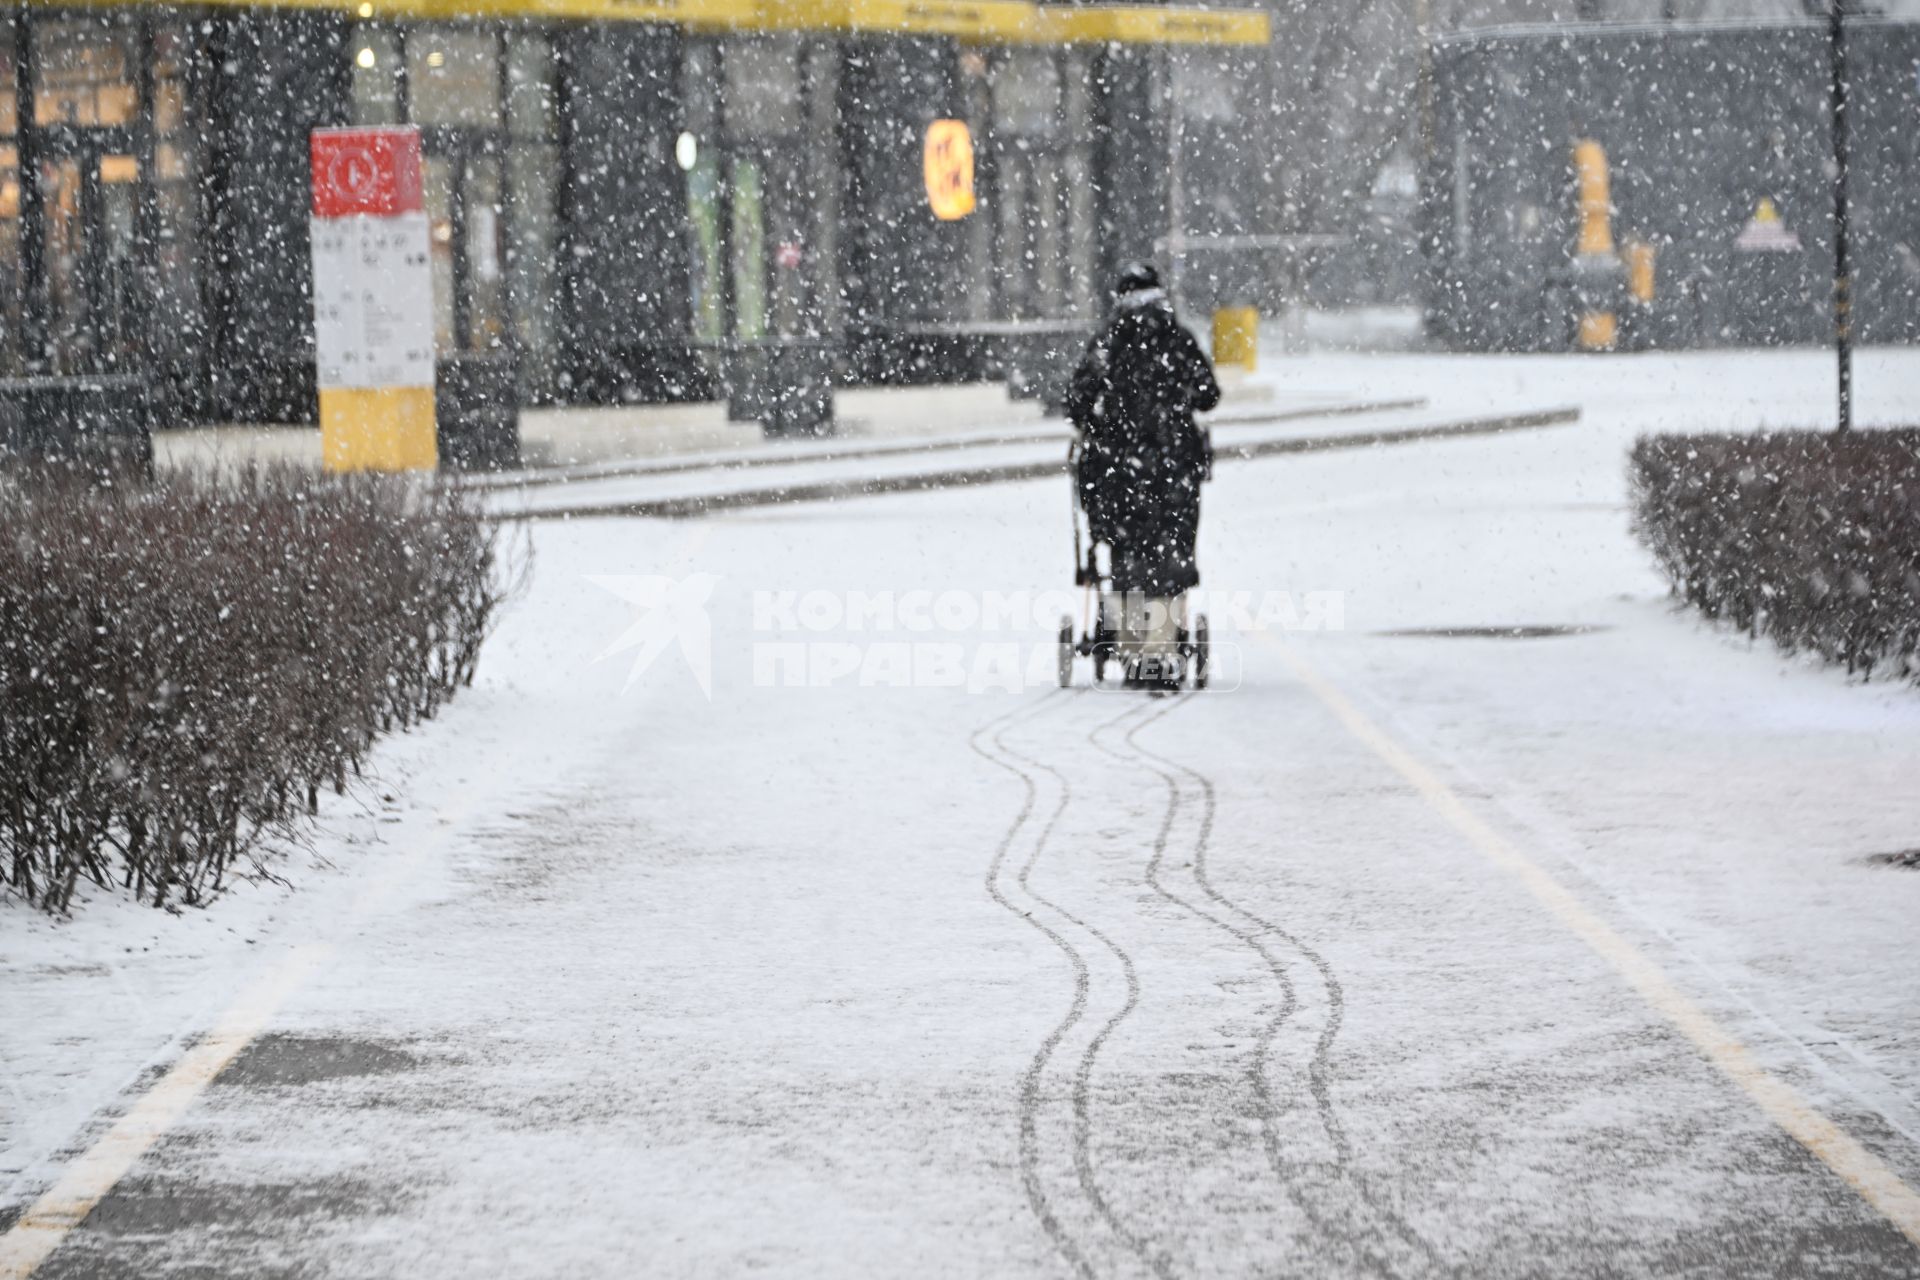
[{"x1": 586, "y1": 573, "x2": 720, "y2": 698}]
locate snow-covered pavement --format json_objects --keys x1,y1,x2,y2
[
  {"x1": 4, "y1": 348, "x2": 1920, "y2": 1278},
  {"x1": 479, "y1": 396, "x2": 1569, "y2": 520}
]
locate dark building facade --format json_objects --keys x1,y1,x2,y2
[
  {"x1": 1422, "y1": 19, "x2": 1920, "y2": 351},
  {"x1": 0, "y1": 1, "x2": 1266, "y2": 430}
]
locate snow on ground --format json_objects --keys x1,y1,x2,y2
[
  {"x1": 4, "y1": 347, "x2": 1919, "y2": 1277},
  {"x1": 479, "y1": 391, "x2": 1481, "y2": 519}
]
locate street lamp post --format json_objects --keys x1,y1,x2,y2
[{"x1": 1828, "y1": 2, "x2": 1854, "y2": 434}]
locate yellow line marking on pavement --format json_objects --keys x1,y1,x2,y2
[
  {"x1": 0, "y1": 945, "x2": 332, "y2": 1280},
  {"x1": 1261, "y1": 635, "x2": 1920, "y2": 1251}
]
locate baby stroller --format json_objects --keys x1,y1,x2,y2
[{"x1": 1056, "y1": 436, "x2": 1209, "y2": 692}]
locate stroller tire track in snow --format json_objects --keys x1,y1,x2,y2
[
  {"x1": 972, "y1": 696, "x2": 1174, "y2": 1280},
  {"x1": 1090, "y1": 701, "x2": 1323, "y2": 1262},
  {"x1": 984, "y1": 691, "x2": 1429, "y2": 1279},
  {"x1": 1114, "y1": 703, "x2": 1441, "y2": 1277},
  {"x1": 1059, "y1": 700, "x2": 1179, "y2": 1280},
  {"x1": 971, "y1": 692, "x2": 1097, "y2": 1279}
]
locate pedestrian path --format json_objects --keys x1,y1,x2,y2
[
  {"x1": 483, "y1": 401, "x2": 1577, "y2": 521},
  {"x1": 152, "y1": 377, "x2": 1280, "y2": 476},
  {"x1": 9, "y1": 348, "x2": 1920, "y2": 1279}
]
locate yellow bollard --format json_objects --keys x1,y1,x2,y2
[
  {"x1": 1212, "y1": 306, "x2": 1258, "y2": 371},
  {"x1": 1571, "y1": 139, "x2": 1617, "y2": 351},
  {"x1": 1577, "y1": 311, "x2": 1618, "y2": 352},
  {"x1": 1572, "y1": 140, "x2": 1614, "y2": 257},
  {"x1": 1624, "y1": 240, "x2": 1656, "y2": 304}
]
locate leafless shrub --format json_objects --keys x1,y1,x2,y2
[
  {"x1": 1631, "y1": 429, "x2": 1920, "y2": 684},
  {"x1": 0, "y1": 465, "x2": 523, "y2": 913}
]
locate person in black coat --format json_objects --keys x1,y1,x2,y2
[{"x1": 1067, "y1": 261, "x2": 1221, "y2": 597}]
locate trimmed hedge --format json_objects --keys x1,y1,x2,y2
[
  {"x1": 1, "y1": 467, "x2": 521, "y2": 913},
  {"x1": 1630, "y1": 429, "x2": 1920, "y2": 682}
]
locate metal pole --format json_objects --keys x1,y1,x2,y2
[
  {"x1": 1166, "y1": 49, "x2": 1183, "y2": 309},
  {"x1": 1413, "y1": 0, "x2": 1435, "y2": 165},
  {"x1": 1828, "y1": 2, "x2": 1853, "y2": 434}
]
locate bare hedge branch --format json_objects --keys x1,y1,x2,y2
[
  {"x1": 1630, "y1": 429, "x2": 1920, "y2": 684},
  {"x1": 0, "y1": 465, "x2": 523, "y2": 913}
]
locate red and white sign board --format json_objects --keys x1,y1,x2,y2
[
  {"x1": 309, "y1": 127, "x2": 435, "y2": 391},
  {"x1": 312, "y1": 128, "x2": 423, "y2": 218}
]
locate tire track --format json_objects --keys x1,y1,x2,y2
[
  {"x1": 971, "y1": 695, "x2": 1170, "y2": 1280},
  {"x1": 970, "y1": 693, "x2": 1093, "y2": 1277},
  {"x1": 1119, "y1": 700, "x2": 1441, "y2": 1277},
  {"x1": 1034, "y1": 700, "x2": 1179, "y2": 1280},
  {"x1": 1085, "y1": 701, "x2": 1309, "y2": 1254}
]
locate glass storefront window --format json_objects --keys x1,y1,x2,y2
[
  {"x1": 983, "y1": 50, "x2": 1097, "y2": 322},
  {"x1": 1, "y1": 24, "x2": 16, "y2": 136},
  {"x1": 466, "y1": 151, "x2": 507, "y2": 350},
  {"x1": 992, "y1": 50, "x2": 1078, "y2": 320},
  {"x1": 728, "y1": 154, "x2": 766, "y2": 340},
  {"x1": 425, "y1": 154, "x2": 457, "y2": 351},
  {"x1": 686, "y1": 148, "x2": 724, "y2": 342},
  {"x1": 349, "y1": 26, "x2": 554, "y2": 358},
  {"x1": 507, "y1": 36, "x2": 555, "y2": 141},
  {"x1": 0, "y1": 161, "x2": 18, "y2": 376},
  {"x1": 1173, "y1": 55, "x2": 1238, "y2": 126},
  {"x1": 1031, "y1": 164, "x2": 1065, "y2": 308},
  {"x1": 1064, "y1": 146, "x2": 1095, "y2": 315},
  {"x1": 153, "y1": 26, "x2": 189, "y2": 135},
  {"x1": 1, "y1": 25, "x2": 19, "y2": 376},
  {"x1": 1062, "y1": 52, "x2": 1095, "y2": 315},
  {"x1": 34, "y1": 21, "x2": 137, "y2": 128},
  {"x1": 993, "y1": 49, "x2": 1060, "y2": 140},
  {"x1": 152, "y1": 22, "x2": 205, "y2": 358},
  {"x1": 409, "y1": 29, "x2": 500, "y2": 129},
  {"x1": 683, "y1": 42, "x2": 723, "y2": 342},
  {"x1": 508, "y1": 144, "x2": 558, "y2": 354},
  {"x1": 41, "y1": 156, "x2": 87, "y2": 370},
  {"x1": 351, "y1": 29, "x2": 401, "y2": 125},
  {"x1": 724, "y1": 38, "x2": 800, "y2": 140},
  {"x1": 996, "y1": 159, "x2": 1030, "y2": 314},
  {"x1": 506, "y1": 34, "x2": 558, "y2": 354}
]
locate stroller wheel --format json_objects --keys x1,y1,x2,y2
[
  {"x1": 1193, "y1": 616, "x2": 1210, "y2": 690},
  {"x1": 1057, "y1": 616, "x2": 1075, "y2": 688}
]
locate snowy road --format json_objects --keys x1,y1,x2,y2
[{"x1": 5, "y1": 350, "x2": 1920, "y2": 1278}]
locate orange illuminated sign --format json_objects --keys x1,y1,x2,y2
[{"x1": 924, "y1": 119, "x2": 975, "y2": 221}]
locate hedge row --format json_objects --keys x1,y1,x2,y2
[
  {"x1": 1, "y1": 467, "x2": 521, "y2": 913},
  {"x1": 1630, "y1": 429, "x2": 1920, "y2": 682}
]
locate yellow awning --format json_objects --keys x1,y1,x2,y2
[
  {"x1": 32, "y1": 0, "x2": 1270, "y2": 45},
  {"x1": 1033, "y1": 4, "x2": 1269, "y2": 45}
]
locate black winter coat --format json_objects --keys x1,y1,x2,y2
[
  {"x1": 1067, "y1": 291, "x2": 1221, "y2": 595},
  {"x1": 1067, "y1": 290, "x2": 1221, "y2": 472}
]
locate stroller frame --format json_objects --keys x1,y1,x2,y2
[{"x1": 1056, "y1": 441, "x2": 1209, "y2": 691}]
